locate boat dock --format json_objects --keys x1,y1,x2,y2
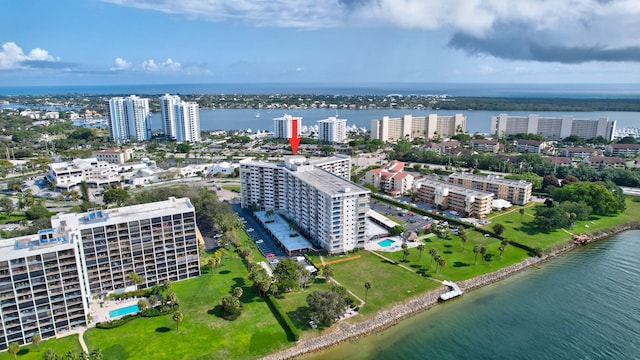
[{"x1": 440, "y1": 280, "x2": 463, "y2": 301}]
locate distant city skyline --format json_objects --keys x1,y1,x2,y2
[{"x1": 2, "y1": 0, "x2": 640, "y2": 86}]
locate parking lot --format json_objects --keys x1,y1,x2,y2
[
  {"x1": 370, "y1": 199, "x2": 434, "y2": 233},
  {"x1": 233, "y1": 205, "x2": 287, "y2": 263}
]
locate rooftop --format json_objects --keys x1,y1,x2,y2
[
  {"x1": 417, "y1": 177, "x2": 494, "y2": 199},
  {"x1": 52, "y1": 197, "x2": 194, "y2": 230},
  {"x1": 449, "y1": 172, "x2": 532, "y2": 188}
]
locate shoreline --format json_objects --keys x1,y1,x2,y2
[{"x1": 261, "y1": 221, "x2": 640, "y2": 360}]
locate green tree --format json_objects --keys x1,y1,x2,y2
[
  {"x1": 163, "y1": 280, "x2": 172, "y2": 292},
  {"x1": 90, "y1": 349, "x2": 103, "y2": 360},
  {"x1": 221, "y1": 295, "x2": 242, "y2": 316},
  {"x1": 8, "y1": 342, "x2": 19, "y2": 360},
  {"x1": 552, "y1": 181, "x2": 624, "y2": 216},
  {"x1": 417, "y1": 244, "x2": 425, "y2": 261},
  {"x1": 248, "y1": 266, "x2": 271, "y2": 298},
  {"x1": 137, "y1": 299, "x2": 148, "y2": 312},
  {"x1": 25, "y1": 203, "x2": 51, "y2": 220},
  {"x1": 323, "y1": 264, "x2": 333, "y2": 282},
  {"x1": 148, "y1": 295, "x2": 158, "y2": 307},
  {"x1": 233, "y1": 287, "x2": 243, "y2": 298},
  {"x1": 364, "y1": 282, "x2": 371, "y2": 302},
  {"x1": 519, "y1": 208, "x2": 525, "y2": 222},
  {"x1": 127, "y1": 272, "x2": 144, "y2": 286},
  {"x1": 172, "y1": 311, "x2": 184, "y2": 330},
  {"x1": 429, "y1": 248, "x2": 438, "y2": 268},
  {"x1": 103, "y1": 188, "x2": 130, "y2": 206},
  {"x1": 389, "y1": 225, "x2": 406, "y2": 236},
  {"x1": 273, "y1": 258, "x2": 304, "y2": 293},
  {"x1": 534, "y1": 206, "x2": 571, "y2": 232},
  {"x1": 473, "y1": 245, "x2": 481, "y2": 264},
  {"x1": 498, "y1": 246, "x2": 505, "y2": 259},
  {"x1": 492, "y1": 223, "x2": 505, "y2": 236},
  {"x1": 459, "y1": 230, "x2": 468, "y2": 252},
  {"x1": 437, "y1": 257, "x2": 446, "y2": 273},
  {"x1": 176, "y1": 143, "x2": 192, "y2": 154},
  {"x1": 44, "y1": 349, "x2": 57, "y2": 360},
  {"x1": 306, "y1": 289, "x2": 347, "y2": 327},
  {"x1": 403, "y1": 248, "x2": 411, "y2": 262},
  {"x1": 480, "y1": 246, "x2": 487, "y2": 263},
  {"x1": 32, "y1": 333, "x2": 42, "y2": 352},
  {"x1": 0, "y1": 197, "x2": 14, "y2": 215}
]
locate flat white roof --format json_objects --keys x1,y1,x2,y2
[
  {"x1": 254, "y1": 211, "x2": 314, "y2": 252},
  {"x1": 52, "y1": 197, "x2": 194, "y2": 230}
]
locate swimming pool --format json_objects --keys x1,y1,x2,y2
[
  {"x1": 378, "y1": 239, "x2": 395, "y2": 247},
  {"x1": 109, "y1": 304, "x2": 139, "y2": 318}
]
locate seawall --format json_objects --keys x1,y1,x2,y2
[{"x1": 261, "y1": 221, "x2": 640, "y2": 360}]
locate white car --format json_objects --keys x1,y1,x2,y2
[
  {"x1": 246, "y1": 228, "x2": 254, "y2": 232},
  {"x1": 256, "y1": 239, "x2": 264, "y2": 244}
]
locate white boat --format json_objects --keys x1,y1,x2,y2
[{"x1": 255, "y1": 111, "x2": 261, "y2": 118}]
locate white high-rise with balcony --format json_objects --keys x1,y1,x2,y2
[
  {"x1": 273, "y1": 114, "x2": 302, "y2": 139},
  {"x1": 317, "y1": 116, "x2": 347, "y2": 143},
  {"x1": 160, "y1": 94, "x2": 201, "y2": 142},
  {"x1": 107, "y1": 95, "x2": 151, "y2": 143},
  {"x1": 240, "y1": 155, "x2": 370, "y2": 254}
]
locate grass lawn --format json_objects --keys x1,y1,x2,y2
[
  {"x1": 329, "y1": 252, "x2": 440, "y2": 316},
  {"x1": 483, "y1": 196, "x2": 640, "y2": 250},
  {"x1": 276, "y1": 279, "x2": 335, "y2": 332},
  {"x1": 382, "y1": 235, "x2": 531, "y2": 282},
  {"x1": 222, "y1": 185, "x2": 241, "y2": 193},
  {"x1": 84, "y1": 256, "x2": 289, "y2": 360},
  {"x1": 0, "y1": 335, "x2": 83, "y2": 360}
]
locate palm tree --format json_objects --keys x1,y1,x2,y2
[
  {"x1": 434, "y1": 255, "x2": 442, "y2": 273},
  {"x1": 417, "y1": 244, "x2": 425, "y2": 261},
  {"x1": 266, "y1": 209, "x2": 275, "y2": 220},
  {"x1": 172, "y1": 311, "x2": 184, "y2": 330},
  {"x1": 519, "y1": 208, "x2": 525, "y2": 222},
  {"x1": 323, "y1": 265, "x2": 333, "y2": 282},
  {"x1": 429, "y1": 248, "x2": 438, "y2": 268},
  {"x1": 138, "y1": 299, "x2": 148, "y2": 312},
  {"x1": 8, "y1": 342, "x2": 19, "y2": 360},
  {"x1": 437, "y1": 258, "x2": 446, "y2": 273},
  {"x1": 167, "y1": 292, "x2": 178, "y2": 305},
  {"x1": 364, "y1": 282, "x2": 372, "y2": 302},
  {"x1": 460, "y1": 231, "x2": 468, "y2": 252},
  {"x1": 480, "y1": 246, "x2": 487, "y2": 263},
  {"x1": 233, "y1": 287, "x2": 243, "y2": 298},
  {"x1": 473, "y1": 245, "x2": 481, "y2": 264},
  {"x1": 403, "y1": 248, "x2": 411, "y2": 262},
  {"x1": 32, "y1": 333, "x2": 42, "y2": 352},
  {"x1": 498, "y1": 246, "x2": 505, "y2": 259},
  {"x1": 163, "y1": 280, "x2": 172, "y2": 292}
]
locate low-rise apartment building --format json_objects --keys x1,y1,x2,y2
[
  {"x1": 92, "y1": 147, "x2": 134, "y2": 164},
  {"x1": 364, "y1": 160, "x2": 414, "y2": 196},
  {"x1": 448, "y1": 172, "x2": 532, "y2": 206},
  {"x1": 414, "y1": 178, "x2": 494, "y2": 218},
  {"x1": 606, "y1": 143, "x2": 640, "y2": 158}
]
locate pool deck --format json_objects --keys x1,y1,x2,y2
[
  {"x1": 90, "y1": 297, "x2": 142, "y2": 324},
  {"x1": 365, "y1": 236, "x2": 423, "y2": 252}
]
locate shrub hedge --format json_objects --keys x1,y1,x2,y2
[{"x1": 266, "y1": 294, "x2": 300, "y2": 341}]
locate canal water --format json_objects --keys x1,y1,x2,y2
[{"x1": 303, "y1": 230, "x2": 640, "y2": 359}]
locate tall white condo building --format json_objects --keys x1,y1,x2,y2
[
  {"x1": 317, "y1": 116, "x2": 347, "y2": 143},
  {"x1": 107, "y1": 95, "x2": 151, "y2": 143},
  {"x1": 273, "y1": 114, "x2": 302, "y2": 139},
  {"x1": 160, "y1": 94, "x2": 201, "y2": 142}
]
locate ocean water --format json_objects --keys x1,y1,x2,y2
[
  {"x1": 2, "y1": 82, "x2": 640, "y2": 98},
  {"x1": 303, "y1": 230, "x2": 640, "y2": 360}
]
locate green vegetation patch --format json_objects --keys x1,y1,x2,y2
[
  {"x1": 0, "y1": 334, "x2": 83, "y2": 360},
  {"x1": 84, "y1": 256, "x2": 289, "y2": 360}
]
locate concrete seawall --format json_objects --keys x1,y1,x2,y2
[{"x1": 262, "y1": 222, "x2": 640, "y2": 360}]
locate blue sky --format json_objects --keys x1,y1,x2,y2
[{"x1": 1, "y1": 0, "x2": 640, "y2": 86}]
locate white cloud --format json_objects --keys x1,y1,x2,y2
[
  {"x1": 110, "y1": 57, "x2": 132, "y2": 71},
  {"x1": 478, "y1": 64, "x2": 497, "y2": 75},
  {"x1": 0, "y1": 42, "x2": 60, "y2": 70},
  {"x1": 101, "y1": 0, "x2": 640, "y2": 63},
  {"x1": 142, "y1": 58, "x2": 181, "y2": 72}
]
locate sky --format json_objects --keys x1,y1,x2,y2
[{"x1": 1, "y1": 0, "x2": 640, "y2": 86}]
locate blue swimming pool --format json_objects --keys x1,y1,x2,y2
[
  {"x1": 109, "y1": 304, "x2": 139, "y2": 318},
  {"x1": 378, "y1": 239, "x2": 395, "y2": 247}
]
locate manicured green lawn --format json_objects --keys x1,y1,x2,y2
[
  {"x1": 276, "y1": 280, "x2": 334, "y2": 331},
  {"x1": 329, "y1": 252, "x2": 440, "y2": 316},
  {"x1": 0, "y1": 334, "x2": 82, "y2": 360},
  {"x1": 222, "y1": 185, "x2": 241, "y2": 193},
  {"x1": 84, "y1": 256, "x2": 289, "y2": 360},
  {"x1": 393, "y1": 236, "x2": 530, "y2": 281},
  {"x1": 483, "y1": 196, "x2": 640, "y2": 250}
]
